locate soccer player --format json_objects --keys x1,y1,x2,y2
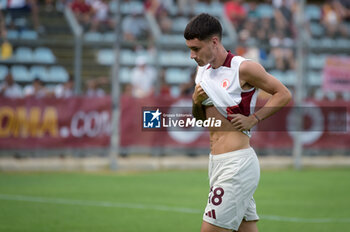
[{"x1": 184, "y1": 13, "x2": 292, "y2": 232}]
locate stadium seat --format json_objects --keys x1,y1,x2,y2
[
  {"x1": 269, "y1": 69, "x2": 284, "y2": 82},
  {"x1": 20, "y1": 30, "x2": 38, "y2": 40},
  {"x1": 269, "y1": 69, "x2": 295, "y2": 86},
  {"x1": 308, "y1": 54, "x2": 326, "y2": 69},
  {"x1": 118, "y1": 1, "x2": 143, "y2": 14},
  {"x1": 221, "y1": 36, "x2": 235, "y2": 48},
  {"x1": 33, "y1": 47, "x2": 56, "y2": 64},
  {"x1": 135, "y1": 50, "x2": 155, "y2": 65},
  {"x1": 15, "y1": 47, "x2": 33, "y2": 62},
  {"x1": 170, "y1": 85, "x2": 181, "y2": 98},
  {"x1": 310, "y1": 23, "x2": 325, "y2": 37},
  {"x1": 307, "y1": 71, "x2": 322, "y2": 86},
  {"x1": 171, "y1": 17, "x2": 188, "y2": 33},
  {"x1": 320, "y1": 38, "x2": 336, "y2": 48},
  {"x1": 194, "y1": 2, "x2": 211, "y2": 15},
  {"x1": 6, "y1": 30, "x2": 19, "y2": 40},
  {"x1": 167, "y1": 5, "x2": 179, "y2": 16},
  {"x1": 309, "y1": 38, "x2": 322, "y2": 49},
  {"x1": 305, "y1": 5, "x2": 321, "y2": 21},
  {"x1": 159, "y1": 51, "x2": 188, "y2": 66},
  {"x1": 48, "y1": 66, "x2": 69, "y2": 82},
  {"x1": 325, "y1": 91, "x2": 336, "y2": 101},
  {"x1": 210, "y1": 2, "x2": 224, "y2": 16},
  {"x1": 194, "y1": 2, "x2": 222, "y2": 17},
  {"x1": 260, "y1": 54, "x2": 275, "y2": 70},
  {"x1": 342, "y1": 92, "x2": 350, "y2": 101},
  {"x1": 119, "y1": 67, "x2": 131, "y2": 83},
  {"x1": 97, "y1": 49, "x2": 114, "y2": 65},
  {"x1": 121, "y1": 50, "x2": 136, "y2": 65},
  {"x1": 284, "y1": 70, "x2": 296, "y2": 86},
  {"x1": 30, "y1": 66, "x2": 49, "y2": 82},
  {"x1": 103, "y1": 32, "x2": 117, "y2": 43},
  {"x1": 159, "y1": 51, "x2": 170, "y2": 66},
  {"x1": 45, "y1": 84, "x2": 57, "y2": 93},
  {"x1": 160, "y1": 35, "x2": 185, "y2": 46},
  {"x1": 84, "y1": 32, "x2": 103, "y2": 42},
  {"x1": 335, "y1": 38, "x2": 350, "y2": 49},
  {"x1": 165, "y1": 68, "x2": 190, "y2": 84},
  {"x1": 13, "y1": 17, "x2": 27, "y2": 28},
  {"x1": 314, "y1": 88, "x2": 324, "y2": 100},
  {"x1": 256, "y1": 4, "x2": 274, "y2": 18},
  {"x1": 11, "y1": 65, "x2": 30, "y2": 82},
  {"x1": 0, "y1": 65, "x2": 8, "y2": 81}
]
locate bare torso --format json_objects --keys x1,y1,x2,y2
[
  {"x1": 205, "y1": 80, "x2": 253, "y2": 155},
  {"x1": 205, "y1": 105, "x2": 250, "y2": 155}
]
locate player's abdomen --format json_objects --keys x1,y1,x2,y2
[{"x1": 205, "y1": 106, "x2": 250, "y2": 155}]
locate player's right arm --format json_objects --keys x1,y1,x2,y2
[{"x1": 192, "y1": 84, "x2": 208, "y2": 121}]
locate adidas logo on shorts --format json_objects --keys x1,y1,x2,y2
[{"x1": 205, "y1": 209, "x2": 216, "y2": 219}]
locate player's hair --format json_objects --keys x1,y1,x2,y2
[{"x1": 184, "y1": 13, "x2": 222, "y2": 41}]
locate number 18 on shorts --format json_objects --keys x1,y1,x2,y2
[
  {"x1": 204, "y1": 187, "x2": 225, "y2": 219},
  {"x1": 205, "y1": 186, "x2": 224, "y2": 220}
]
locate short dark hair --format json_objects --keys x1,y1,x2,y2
[{"x1": 184, "y1": 13, "x2": 222, "y2": 41}]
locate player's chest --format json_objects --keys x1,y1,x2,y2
[{"x1": 201, "y1": 68, "x2": 239, "y2": 90}]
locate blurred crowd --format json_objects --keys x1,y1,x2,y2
[
  {"x1": 0, "y1": 0, "x2": 44, "y2": 36},
  {"x1": 230, "y1": 0, "x2": 349, "y2": 71},
  {"x1": 0, "y1": 0, "x2": 349, "y2": 101},
  {"x1": 69, "y1": 0, "x2": 115, "y2": 32},
  {"x1": 1, "y1": 0, "x2": 349, "y2": 41},
  {"x1": 0, "y1": 73, "x2": 106, "y2": 98}
]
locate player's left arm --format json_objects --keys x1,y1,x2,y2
[{"x1": 229, "y1": 60, "x2": 292, "y2": 131}]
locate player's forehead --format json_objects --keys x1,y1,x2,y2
[{"x1": 186, "y1": 38, "x2": 207, "y2": 49}]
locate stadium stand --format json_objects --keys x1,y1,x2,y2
[{"x1": 0, "y1": 0, "x2": 349, "y2": 100}]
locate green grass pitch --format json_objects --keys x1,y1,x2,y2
[{"x1": 0, "y1": 168, "x2": 349, "y2": 232}]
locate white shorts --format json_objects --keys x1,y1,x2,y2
[{"x1": 203, "y1": 147, "x2": 260, "y2": 231}]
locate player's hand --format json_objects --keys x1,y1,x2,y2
[
  {"x1": 192, "y1": 84, "x2": 208, "y2": 105},
  {"x1": 229, "y1": 114, "x2": 258, "y2": 131}
]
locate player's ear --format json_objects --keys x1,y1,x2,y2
[{"x1": 211, "y1": 35, "x2": 219, "y2": 46}]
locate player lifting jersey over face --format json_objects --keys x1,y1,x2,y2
[{"x1": 184, "y1": 13, "x2": 292, "y2": 232}]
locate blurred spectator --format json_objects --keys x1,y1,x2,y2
[
  {"x1": 144, "y1": 0, "x2": 162, "y2": 15},
  {"x1": 272, "y1": 0, "x2": 296, "y2": 9},
  {"x1": 145, "y1": 0, "x2": 172, "y2": 33},
  {"x1": 236, "y1": 21, "x2": 260, "y2": 59},
  {"x1": 243, "y1": 45, "x2": 260, "y2": 62},
  {"x1": 180, "y1": 69, "x2": 196, "y2": 97},
  {"x1": 333, "y1": 0, "x2": 350, "y2": 21},
  {"x1": 130, "y1": 56, "x2": 156, "y2": 98},
  {"x1": 246, "y1": 2, "x2": 260, "y2": 20},
  {"x1": 0, "y1": 10, "x2": 6, "y2": 38},
  {"x1": 90, "y1": 0, "x2": 114, "y2": 32},
  {"x1": 122, "y1": 83, "x2": 133, "y2": 96},
  {"x1": 6, "y1": 0, "x2": 43, "y2": 33},
  {"x1": 70, "y1": 0, "x2": 92, "y2": 31},
  {"x1": 224, "y1": 0, "x2": 246, "y2": 30},
  {"x1": 122, "y1": 10, "x2": 149, "y2": 41},
  {"x1": 86, "y1": 79, "x2": 105, "y2": 97},
  {"x1": 270, "y1": 30, "x2": 295, "y2": 71},
  {"x1": 54, "y1": 77, "x2": 74, "y2": 98},
  {"x1": 274, "y1": 0, "x2": 295, "y2": 37},
  {"x1": 1, "y1": 40, "x2": 13, "y2": 60},
  {"x1": 159, "y1": 69, "x2": 170, "y2": 96},
  {"x1": 23, "y1": 78, "x2": 48, "y2": 98},
  {"x1": 256, "y1": 17, "x2": 272, "y2": 46},
  {"x1": 322, "y1": 0, "x2": 348, "y2": 37},
  {"x1": 158, "y1": 8, "x2": 172, "y2": 33},
  {"x1": 177, "y1": 0, "x2": 197, "y2": 15},
  {"x1": 0, "y1": 73, "x2": 23, "y2": 98},
  {"x1": 0, "y1": 9, "x2": 14, "y2": 60},
  {"x1": 44, "y1": 0, "x2": 54, "y2": 12}
]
